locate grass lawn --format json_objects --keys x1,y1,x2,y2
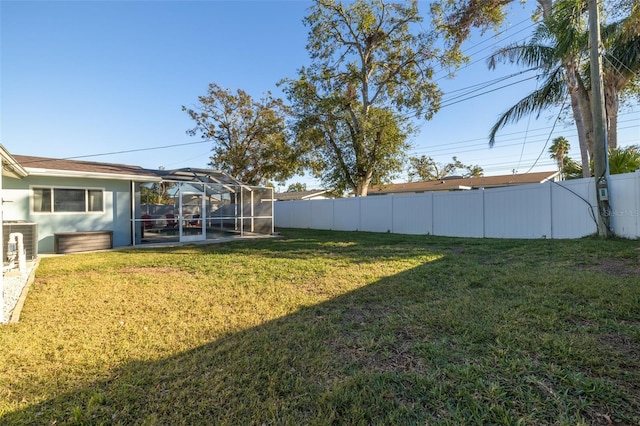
[{"x1": 0, "y1": 229, "x2": 639, "y2": 425}]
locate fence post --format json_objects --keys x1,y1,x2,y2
[
  {"x1": 430, "y1": 192, "x2": 435, "y2": 236},
  {"x1": 390, "y1": 194, "x2": 394, "y2": 234},
  {"x1": 636, "y1": 170, "x2": 640, "y2": 238},
  {"x1": 358, "y1": 196, "x2": 361, "y2": 232},
  {"x1": 549, "y1": 182, "x2": 554, "y2": 239},
  {"x1": 483, "y1": 189, "x2": 486, "y2": 238}
]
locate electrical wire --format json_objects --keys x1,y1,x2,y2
[
  {"x1": 438, "y1": 75, "x2": 540, "y2": 109},
  {"x1": 515, "y1": 74, "x2": 540, "y2": 172},
  {"x1": 7, "y1": 139, "x2": 213, "y2": 168},
  {"x1": 408, "y1": 118, "x2": 639, "y2": 156},
  {"x1": 551, "y1": 180, "x2": 599, "y2": 228}
]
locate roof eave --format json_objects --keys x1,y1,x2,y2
[
  {"x1": 0, "y1": 145, "x2": 29, "y2": 178},
  {"x1": 539, "y1": 171, "x2": 561, "y2": 182},
  {"x1": 301, "y1": 191, "x2": 329, "y2": 200},
  {"x1": 24, "y1": 168, "x2": 162, "y2": 182}
]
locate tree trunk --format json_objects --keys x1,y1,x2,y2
[
  {"x1": 576, "y1": 76, "x2": 595, "y2": 175},
  {"x1": 537, "y1": 0, "x2": 552, "y2": 20},
  {"x1": 569, "y1": 90, "x2": 592, "y2": 177},
  {"x1": 564, "y1": 62, "x2": 593, "y2": 177},
  {"x1": 604, "y1": 82, "x2": 619, "y2": 149},
  {"x1": 355, "y1": 170, "x2": 373, "y2": 196}
]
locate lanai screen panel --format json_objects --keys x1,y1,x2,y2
[
  {"x1": 238, "y1": 186, "x2": 273, "y2": 234},
  {"x1": 138, "y1": 168, "x2": 273, "y2": 240}
]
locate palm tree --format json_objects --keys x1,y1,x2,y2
[
  {"x1": 601, "y1": 13, "x2": 640, "y2": 149},
  {"x1": 549, "y1": 136, "x2": 570, "y2": 175},
  {"x1": 487, "y1": 0, "x2": 640, "y2": 177},
  {"x1": 560, "y1": 145, "x2": 640, "y2": 178},
  {"x1": 487, "y1": 4, "x2": 592, "y2": 177},
  {"x1": 608, "y1": 145, "x2": 640, "y2": 174}
]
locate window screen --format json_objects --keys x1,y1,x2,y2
[
  {"x1": 33, "y1": 188, "x2": 52, "y2": 212},
  {"x1": 88, "y1": 189, "x2": 104, "y2": 212}
]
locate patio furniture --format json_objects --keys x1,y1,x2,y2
[
  {"x1": 141, "y1": 214, "x2": 154, "y2": 229},
  {"x1": 165, "y1": 214, "x2": 177, "y2": 228}
]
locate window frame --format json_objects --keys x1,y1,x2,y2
[{"x1": 31, "y1": 186, "x2": 106, "y2": 214}]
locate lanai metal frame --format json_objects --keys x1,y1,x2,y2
[{"x1": 133, "y1": 168, "x2": 273, "y2": 245}]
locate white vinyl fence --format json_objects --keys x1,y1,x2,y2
[{"x1": 275, "y1": 171, "x2": 640, "y2": 239}]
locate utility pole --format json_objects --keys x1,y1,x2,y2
[{"x1": 588, "y1": 0, "x2": 612, "y2": 237}]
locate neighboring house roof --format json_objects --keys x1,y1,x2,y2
[
  {"x1": 368, "y1": 171, "x2": 560, "y2": 195},
  {"x1": 274, "y1": 190, "x2": 329, "y2": 201},
  {"x1": 11, "y1": 155, "x2": 161, "y2": 182}
]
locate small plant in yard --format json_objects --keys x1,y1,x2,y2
[{"x1": 0, "y1": 229, "x2": 638, "y2": 424}]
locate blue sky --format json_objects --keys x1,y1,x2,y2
[{"x1": 2, "y1": 0, "x2": 638, "y2": 190}]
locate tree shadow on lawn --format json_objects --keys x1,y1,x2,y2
[{"x1": 4, "y1": 234, "x2": 640, "y2": 425}]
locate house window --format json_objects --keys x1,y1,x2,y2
[
  {"x1": 88, "y1": 189, "x2": 103, "y2": 212},
  {"x1": 33, "y1": 187, "x2": 104, "y2": 213}
]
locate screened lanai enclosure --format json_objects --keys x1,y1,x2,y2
[{"x1": 133, "y1": 168, "x2": 274, "y2": 245}]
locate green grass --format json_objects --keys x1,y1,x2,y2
[{"x1": 1, "y1": 229, "x2": 639, "y2": 425}]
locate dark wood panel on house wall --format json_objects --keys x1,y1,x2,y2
[{"x1": 54, "y1": 231, "x2": 113, "y2": 254}]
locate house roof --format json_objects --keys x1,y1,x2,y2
[
  {"x1": 11, "y1": 155, "x2": 161, "y2": 182},
  {"x1": 1, "y1": 145, "x2": 28, "y2": 179},
  {"x1": 7, "y1": 154, "x2": 266, "y2": 188},
  {"x1": 274, "y1": 190, "x2": 329, "y2": 201},
  {"x1": 369, "y1": 171, "x2": 560, "y2": 195}
]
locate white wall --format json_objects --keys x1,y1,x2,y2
[
  {"x1": 483, "y1": 184, "x2": 552, "y2": 238},
  {"x1": 609, "y1": 172, "x2": 640, "y2": 238},
  {"x1": 433, "y1": 190, "x2": 484, "y2": 237},
  {"x1": 391, "y1": 194, "x2": 432, "y2": 235},
  {"x1": 274, "y1": 171, "x2": 640, "y2": 239}
]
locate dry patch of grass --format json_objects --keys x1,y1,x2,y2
[
  {"x1": 577, "y1": 257, "x2": 640, "y2": 277},
  {"x1": 1, "y1": 230, "x2": 639, "y2": 425}
]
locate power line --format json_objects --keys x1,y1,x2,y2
[
  {"x1": 408, "y1": 113, "x2": 639, "y2": 155},
  {"x1": 522, "y1": 96, "x2": 567, "y2": 174},
  {"x1": 439, "y1": 69, "x2": 538, "y2": 105},
  {"x1": 407, "y1": 123, "x2": 638, "y2": 163},
  {"x1": 516, "y1": 74, "x2": 539, "y2": 172},
  {"x1": 438, "y1": 75, "x2": 539, "y2": 109},
  {"x1": 433, "y1": 22, "x2": 538, "y2": 81},
  {"x1": 11, "y1": 139, "x2": 214, "y2": 167},
  {"x1": 459, "y1": 18, "x2": 537, "y2": 59}
]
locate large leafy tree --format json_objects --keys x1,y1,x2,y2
[
  {"x1": 286, "y1": 182, "x2": 308, "y2": 192},
  {"x1": 407, "y1": 155, "x2": 483, "y2": 181},
  {"x1": 183, "y1": 83, "x2": 302, "y2": 186},
  {"x1": 283, "y1": 0, "x2": 453, "y2": 196}
]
